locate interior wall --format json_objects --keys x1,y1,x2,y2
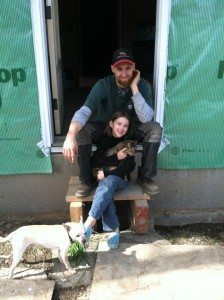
[
  {"x1": 58, "y1": 0, "x2": 157, "y2": 88},
  {"x1": 79, "y1": 0, "x2": 119, "y2": 77},
  {"x1": 58, "y1": 0, "x2": 80, "y2": 87},
  {"x1": 121, "y1": 0, "x2": 157, "y2": 84},
  {"x1": 121, "y1": 0, "x2": 156, "y2": 49}
]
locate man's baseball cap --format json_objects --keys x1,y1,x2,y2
[{"x1": 112, "y1": 48, "x2": 135, "y2": 67}]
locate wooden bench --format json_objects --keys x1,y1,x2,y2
[{"x1": 66, "y1": 176, "x2": 151, "y2": 233}]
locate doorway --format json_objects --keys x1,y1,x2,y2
[{"x1": 54, "y1": 0, "x2": 157, "y2": 136}]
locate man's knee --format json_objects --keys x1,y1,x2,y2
[
  {"x1": 144, "y1": 121, "x2": 162, "y2": 143},
  {"x1": 77, "y1": 122, "x2": 105, "y2": 145},
  {"x1": 76, "y1": 126, "x2": 92, "y2": 145}
]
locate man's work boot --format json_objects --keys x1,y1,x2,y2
[
  {"x1": 75, "y1": 181, "x2": 97, "y2": 198},
  {"x1": 137, "y1": 175, "x2": 159, "y2": 196}
]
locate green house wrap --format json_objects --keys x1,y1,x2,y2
[
  {"x1": 158, "y1": 0, "x2": 224, "y2": 169},
  {"x1": 0, "y1": 0, "x2": 52, "y2": 174}
]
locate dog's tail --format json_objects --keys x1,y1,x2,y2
[{"x1": 0, "y1": 232, "x2": 13, "y2": 243}]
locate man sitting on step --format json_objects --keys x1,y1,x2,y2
[{"x1": 62, "y1": 48, "x2": 162, "y2": 197}]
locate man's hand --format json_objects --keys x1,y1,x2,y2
[
  {"x1": 117, "y1": 148, "x2": 127, "y2": 160},
  {"x1": 62, "y1": 133, "x2": 78, "y2": 163},
  {"x1": 97, "y1": 170, "x2": 105, "y2": 180},
  {"x1": 62, "y1": 121, "x2": 82, "y2": 163},
  {"x1": 130, "y1": 70, "x2": 140, "y2": 92}
]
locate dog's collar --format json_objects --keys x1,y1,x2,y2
[{"x1": 65, "y1": 228, "x2": 74, "y2": 243}]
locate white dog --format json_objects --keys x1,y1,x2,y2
[{"x1": 0, "y1": 221, "x2": 86, "y2": 278}]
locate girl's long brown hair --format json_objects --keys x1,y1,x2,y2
[{"x1": 105, "y1": 111, "x2": 133, "y2": 137}]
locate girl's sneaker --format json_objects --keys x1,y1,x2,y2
[
  {"x1": 84, "y1": 227, "x2": 93, "y2": 242},
  {"x1": 107, "y1": 232, "x2": 120, "y2": 250}
]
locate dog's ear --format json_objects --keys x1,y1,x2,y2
[{"x1": 63, "y1": 222, "x2": 71, "y2": 230}]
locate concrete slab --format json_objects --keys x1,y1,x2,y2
[
  {"x1": 48, "y1": 266, "x2": 92, "y2": 289},
  {"x1": 120, "y1": 230, "x2": 171, "y2": 245},
  {"x1": 90, "y1": 242, "x2": 224, "y2": 300},
  {"x1": 47, "y1": 242, "x2": 97, "y2": 289},
  {"x1": 0, "y1": 279, "x2": 55, "y2": 300}
]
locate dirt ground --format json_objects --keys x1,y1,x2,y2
[
  {"x1": 155, "y1": 223, "x2": 224, "y2": 246},
  {"x1": 1, "y1": 218, "x2": 224, "y2": 299}
]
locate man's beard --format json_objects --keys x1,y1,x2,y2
[{"x1": 117, "y1": 78, "x2": 131, "y2": 87}]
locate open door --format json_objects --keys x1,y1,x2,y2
[{"x1": 46, "y1": 0, "x2": 64, "y2": 135}]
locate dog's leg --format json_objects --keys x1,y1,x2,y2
[
  {"x1": 9, "y1": 252, "x2": 24, "y2": 279},
  {"x1": 59, "y1": 248, "x2": 75, "y2": 272},
  {"x1": 57, "y1": 249, "x2": 64, "y2": 264},
  {"x1": 9, "y1": 243, "x2": 27, "y2": 279}
]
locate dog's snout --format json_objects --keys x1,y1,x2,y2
[{"x1": 82, "y1": 237, "x2": 87, "y2": 244}]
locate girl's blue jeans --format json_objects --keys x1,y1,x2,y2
[{"x1": 89, "y1": 175, "x2": 128, "y2": 231}]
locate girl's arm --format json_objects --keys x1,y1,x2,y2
[
  {"x1": 103, "y1": 155, "x2": 136, "y2": 178},
  {"x1": 91, "y1": 151, "x2": 119, "y2": 168}
]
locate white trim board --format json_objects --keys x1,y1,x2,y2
[
  {"x1": 154, "y1": 0, "x2": 171, "y2": 127},
  {"x1": 30, "y1": 0, "x2": 53, "y2": 148}
]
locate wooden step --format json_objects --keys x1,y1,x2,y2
[{"x1": 66, "y1": 176, "x2": 151, "y2": 233}]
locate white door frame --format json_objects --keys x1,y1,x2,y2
[
  {"x1": 30, "y1": 0, "x2": 53, "y2": 148},
  {"x1": 153, "y1": 0, "x2": 171, "y2": 127},
  {"x1": 46, "y1": 0, "x2": 64, "y2": 135},
  {"x1": 31, "y1": 0, "x2": 171, "y2": 151}
]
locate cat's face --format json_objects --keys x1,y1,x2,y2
[{"x1": 123, "y1": 141, "x2": 136, "y2": 156}]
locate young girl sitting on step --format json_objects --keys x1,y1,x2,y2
[{"x1": 84, "y1": 111, "x2": 136, "y2": 249}]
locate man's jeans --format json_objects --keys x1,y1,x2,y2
[{"x1": 89, "y1": 175, "x2": 128, "y2": 231}]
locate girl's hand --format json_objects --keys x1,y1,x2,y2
[
  {"x1": 117, "y1": 148, "x2": 127, "y2": 160},
  {"x1": 97, "y1": 170, "x2": 105, "y2": 180}
]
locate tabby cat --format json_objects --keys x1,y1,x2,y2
[{"x1": 92, "y1": 140, "x2": 136, "y2": 178}]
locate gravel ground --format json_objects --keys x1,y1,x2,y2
[{"x1": 1, "y1": 219, "x2": 224, "y2": 299}]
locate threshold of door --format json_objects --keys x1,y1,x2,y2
[{"x1": 51, "y1": 137, "x2": 143, "y2": 154}]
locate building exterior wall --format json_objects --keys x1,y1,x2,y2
[
  {"x1": 0, "y1": 155, "x2": 75, "y2": 218},
  {"x1": 1, "y1": 154, "x2": 224, "y2": 225},
  {"x1": 152, "y1": 169, "x2": 224, "y2": 225}
]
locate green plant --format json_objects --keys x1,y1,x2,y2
[{"x1": 68, "y1": 241, "x2": 87, "y2": 265}]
